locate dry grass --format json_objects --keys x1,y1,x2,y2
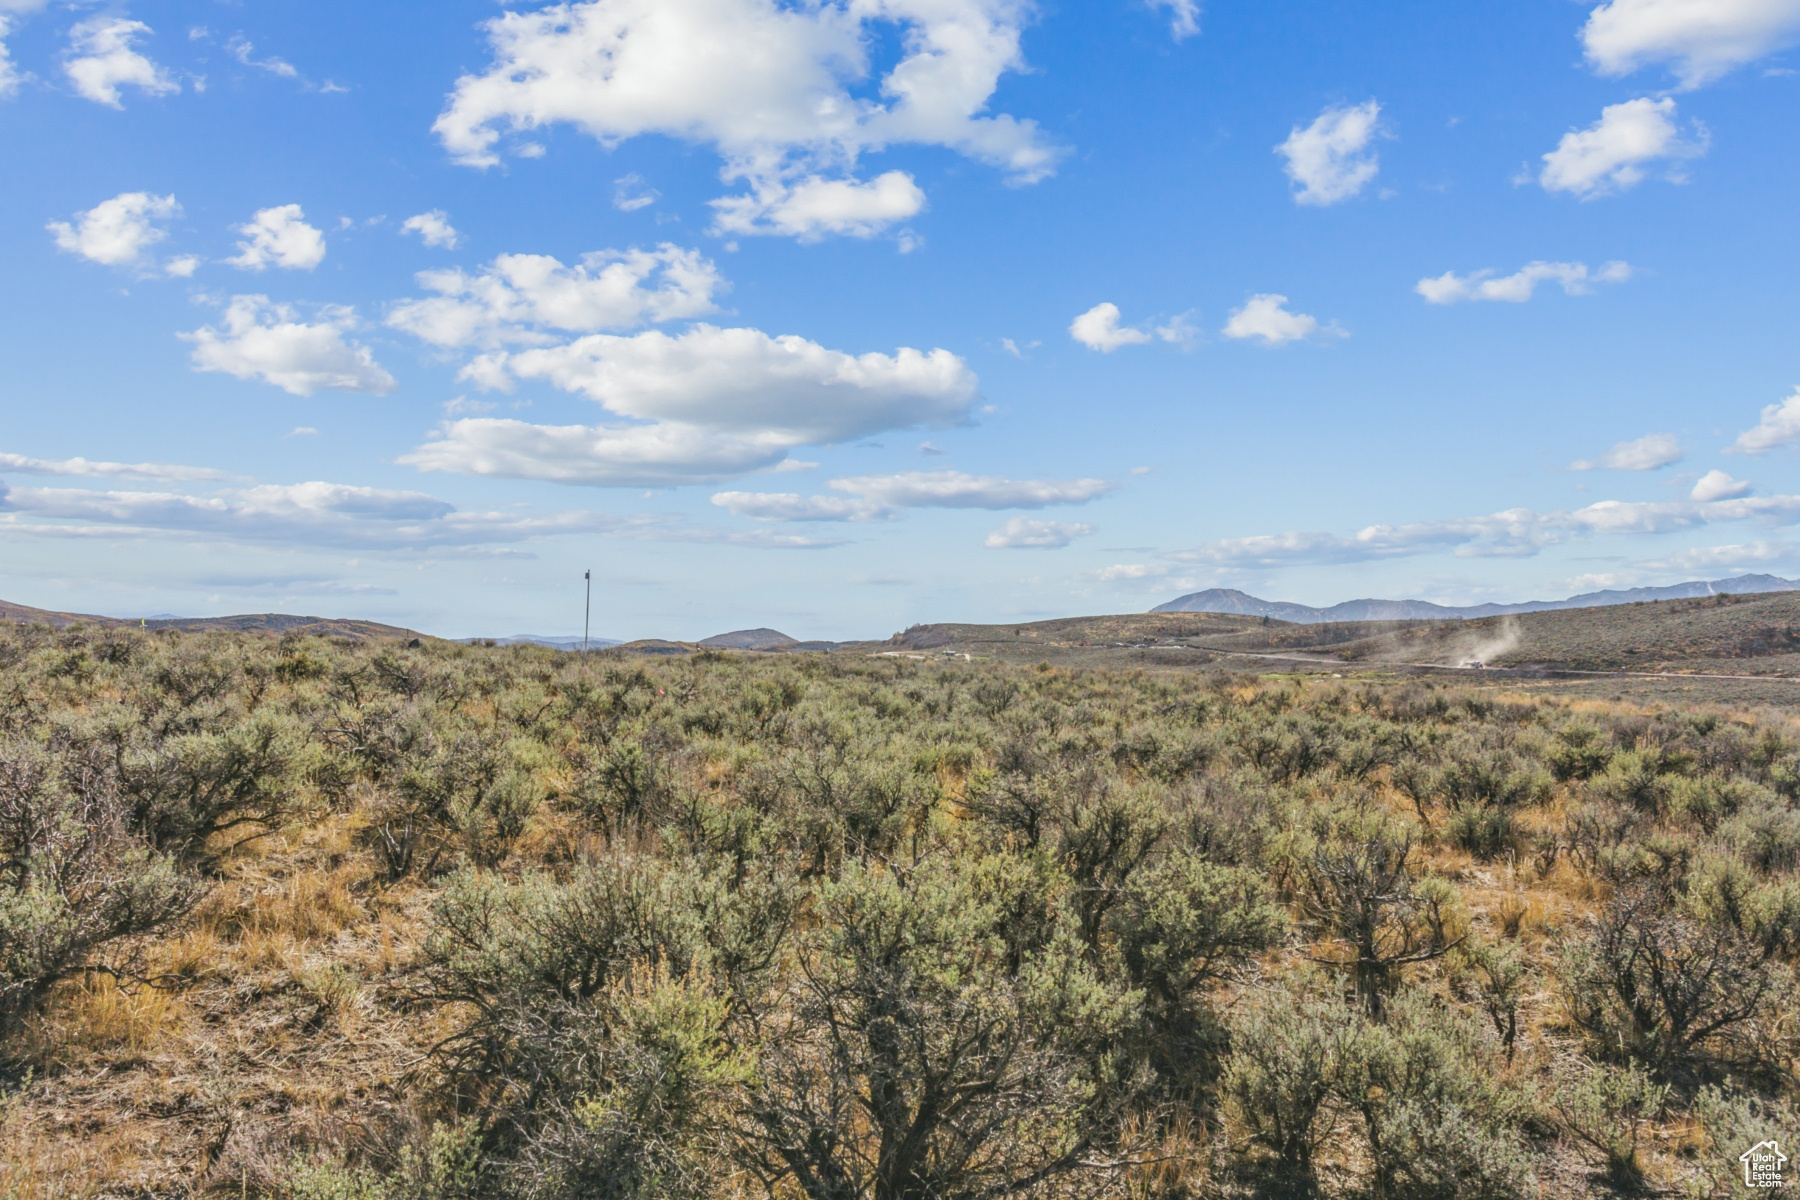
[
  {"x1": 0, "y1": 798, "x2": 451, "y2": 1199},
  {"x1": 25, "y1": 975, "x2": 188, "y2": 1062}
]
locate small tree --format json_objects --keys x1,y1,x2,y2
[
  {"x1": 113, "y1": 712, "x2": 304, "y2": 864},
  {"x1": 0, "y1": 738, "x2": 204, "y2": 1040},
  {"x1": 421, "y1": 851, "x2": 789, "y2": 1195},
  {"x1": 1460, "y1": 940, "x2": 1526, "y2": 1060},
  {"x1": 1561, "y1": 887, "x2": 1788, "y2": 1083},
  {"x1": 1297, "y1": 821, "x2": 1462, "y2": 1017},
  {"x1": 1107, "y1": 850, "x2": 1285, "y2": 1090},
  {"x1": 737, "y1": 854, "x2": 1143, "y2": 1200}
]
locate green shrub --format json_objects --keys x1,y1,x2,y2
[
  {"x1": 1691, "y1": 1085, "x2": 1800, "y2": 1197},
  {"x1": 114, "y1": 712, "x2": 306, "y2": 863},
  {"x1": 507, "y1": 976, "x2": 745, "y2": 1200},
  {"x1": 1561, "y1": 887, "x2": 1791, "y2": 1082},
  {"x1": 1446, "y1": 804, "x2": 1518, "y2": 860},
  {"x1": 1436, "y1": 750, "x2": 1549, "y2": 810},
  {"x1": 738, "y1": 853, "x2": 1144, "y2": 1200},
  {"x1": 1224, "y1": 983, "x2": 1533, "y2": 1199},
  {"x1": 1551, "y1": 1064, "x2": 1665, "y2": 1191},
  {"x1": 1592, "y1": 749, "x2": 1673, "y2": 814},
  {"x1": 1667, "y1": 775, "x2": 1763, "y2": 833},
  {"x1": 1108, "y1": 850, "x2": 1285, "y2": 1087},
  {"x1": 1221, "y1": 979, "x2": 1354, "y2": 1197},
  {"x1": 1547, "y1": 726, "x2": 1610, "y2": 782},
  {"x1": 0, "y1": 738, "x2": 205, "y2": 1039},
  {"x1": 1721, "y1": 799, "x2": 1800, "y2": 875},
  {"x1": 281, "y1": 1159, "x2": 393, "y2": 1200},
  {"x1": 1294, "y1": 815, "x2": 1461, "y2": 1017},
  {"x1": 1336, "y1": 991, "x2": 1534, "y2": 1200}
]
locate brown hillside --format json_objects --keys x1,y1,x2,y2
[
  {"x1": 877, "y1": 594, "x2": 1800, "y2": 679},
  {"x1": 0, "y1": 598, "x2": 114, "y2": 629},
  {"x1": 1, "y1": 598, "x2": 423, "y2": 643},
  {"x1": 1319, "y1": 590, "x2": 1800, "y2": 675}
]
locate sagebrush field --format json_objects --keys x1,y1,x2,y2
[{"x1": 2, "y1": 621, "x2": 1797, "y2": 1198}]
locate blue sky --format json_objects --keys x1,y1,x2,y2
[{"x1": 3, "y1": 0, "x2": 1800, "y2": 640}]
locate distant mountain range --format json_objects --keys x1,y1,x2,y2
[{"x1": 1151, "y1": 574, "x2": 1800, "y2": 624}]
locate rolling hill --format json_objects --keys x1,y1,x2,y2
[
  {"x1": 1313, "y1": 590, "x2": 1800, "y2": 675},
  {"x1": 15, "y1": 585, "x2": 1800, "y2": 678},
  {"x1": 1152, "y1": 573, "x2": 1800, "y2": 622},
  {"x1": 0, "y1": 598, "x2": 114, "y2": 628},
  {"x1": 881, "y1": 591, "x2": 1800, "y2": 679},
  {"x1": 0, "y1": 598, "x2": 423, "y2": 642},
  {"x1": 699, "y1": 627, "x2": 800, "y2": 650}
]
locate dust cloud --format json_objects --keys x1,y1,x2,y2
[{"x1": 1446, "y1": 616, "x2": 1521, "y2": 668}]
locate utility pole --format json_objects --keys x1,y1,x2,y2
[{"x1": 584, "y1": 569, "x2": 591, "y2": 652}]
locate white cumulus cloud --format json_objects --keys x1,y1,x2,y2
[
  {"x1": 1277, "y1": 100, "x2": 1382, "y2": 206},
  {"x1": 63, "y1": 17, "x2": 177, "y2": 108},
  {"x1": 710, "y1": 171, "x2": 926, "y2": 240},
  {"x1": 1, "y1": 481, "x2": 448, "y2": 549},
  {"x1": 1582, "y1": 0, "x2": 1800, "y2": 88},
  {"x1": 1416, "y1": 260, "x2": 1632, "y2": 304},
  {"x1": 1068, "y1": 303, "x2": 1193, "y2": 352},
  {"x1": 3, "y1": 3, "x2": 56, "y2": 96},
  {"x1": 1538, "y1": 97, "x2": 1707, "y2": 198},
  {"x1": 1571, "y1": 433, "x2": 1684, "y2": 471},
  {"x1": 401, "y1": 210, "x2": 460, "y2": 249},
  {"x1": 431, "y1": 0, "x2": 1061, "y2": 240},
  {"x1": 182, "y1": 295, "x2": 397, "y2": 397},
  {"x1": 388, "y1": 244, "x2": 725, "y2": 349},
  {"x1": 228, "y1": 204, "x2": 327, "y2": 271},
  {"x1": 1728, "y1": 387, "x2": 1800, "y2": 454},
  {"x1": 0, "y1": 479, "x2": 535, "y2": 550},
  {"x1": 834, "y1": 471, "x2": 1112, "y2": 509},
  {"x1": 1650, "y1": 540, "x2": 1800, "y2": 572},
  {"x1": 226, "y1": 35, "x2": 297, "y2": 79},
  {"x1": 1691, "y1": 469, "x2": 1752, "y2": 500},
  {"x1": 1222, "y1": 294, "x2": 1338, "y2": 346},
  {"x1": 1070, "y1": 302, "x2": 1152, "y2": 352},
  {"x1": 1090, "y1": 562, "x2": 1173, "y2": 581},
  {"x1": 984, "y1": 518, "x2": 1094, "y2": 549},
  {"x1": 400, "y1": 420, "x2": 797, "y2": 488},
  {"x1": 404, "y1": 325, "x2": 978, "y2": 487},
  {"x1": 464, "y1": 324, "x2": 974, "y2": 442},
  {"x1": 47, "y1": 191, "x2": 180, "y2": 270}
]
